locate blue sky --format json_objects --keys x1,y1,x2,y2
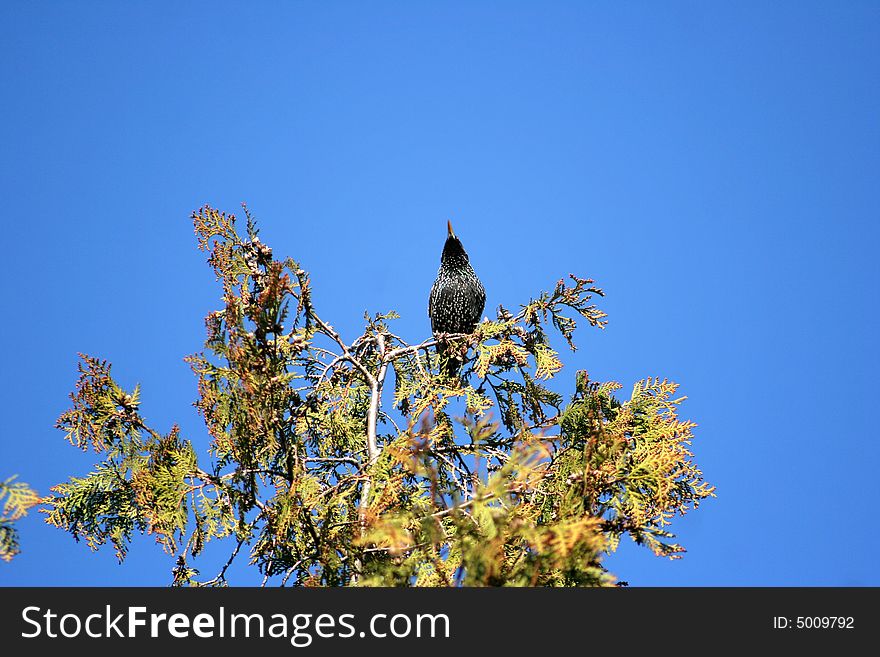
[{"x1": 1, "y1": 1, "x2": 877, "y2": 586}]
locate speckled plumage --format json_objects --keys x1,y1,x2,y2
[{"x1": 429, "y1": 223, "x2": 485, "y2": 375}]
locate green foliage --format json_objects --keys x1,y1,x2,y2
[
  {"x1": 46, "y1": 356, "x2": 199, "y2": 559},
  {"x1": 42, "y1": 204, "x2": 714, "y2": 586},
  {"x1": 0, "y1": 476, "x2": 39, "y2": 562}
]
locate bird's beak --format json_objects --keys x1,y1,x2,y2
[{"x1": 447, "y1": 220, "x2": 454, "y2": 238}]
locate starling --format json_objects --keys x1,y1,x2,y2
[{"x1": 429, "y1": 221, "x2": 486, "y2": 376}]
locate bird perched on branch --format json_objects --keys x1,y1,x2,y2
[{"x1": 429, "y1": 221, "x2": 486, "y2": 377}]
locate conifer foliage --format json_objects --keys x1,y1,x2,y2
[
  {"x1": 0, "y1": 476, "x2": 39, "y2": 562},
  {"x1": 42, "y1": 205, "x2": 714, "y2": 585}
]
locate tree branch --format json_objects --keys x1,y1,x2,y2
[
  {"x1": 354, "y1": 331, "x2": 390, "y2": 582},
  {"x1": 310, "y1": 312, "x2": 376, "y2": 387},
  {"x1": 365, "y1": 332, "x2": 387, "y2": 465}
]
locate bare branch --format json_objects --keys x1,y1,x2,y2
[
  {"x1": 304, "y1": 456, "x2": 360, "y2": 466},
  {"x1": 365, "y1": 331, "x2": 388, "y2": 465},
  {"x1": 384, "y1": 336, "x2": 439, "y2": 360},
  {"x1": 379, "y1": 410, "x2": 402, "y2": 436},
  {"x1": 201, "y1": 534, "x2": 247, "y2": 586},
  {"x1": 280, "y1": 560, "x2": 304, "y2": 587}
]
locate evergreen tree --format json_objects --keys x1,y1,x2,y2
[{"x1": 42, "y1": 205, "x2": 714, "y2": 586}]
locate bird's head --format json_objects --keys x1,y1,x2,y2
[{"x1": 441, "y1": 220, "x2": 469, "y2": 265}]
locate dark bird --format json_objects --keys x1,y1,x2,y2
[{"x1": 429, "y1": 221, "x2": 486, "y2": 377}]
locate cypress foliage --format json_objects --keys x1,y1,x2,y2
[{"x1": 0, "y1": 476, "x2": 39, "y2": 562}]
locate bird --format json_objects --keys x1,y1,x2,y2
[{"x1": 428, "y1": 220, "x2": 486, "y2": 377}]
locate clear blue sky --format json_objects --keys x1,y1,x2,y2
[{"x1": 1, "y1": 1, "x2": 877, "y2": 586}]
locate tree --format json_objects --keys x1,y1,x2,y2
[{"x1": 42, "y1": 205, "x2": 714, "y2": 586}]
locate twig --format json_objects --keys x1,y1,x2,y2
[
  {"x1": 304, "y1": 456, "x2": 360, "y2": 466},
  {"x1": 220, "y1": 467, "x2": 288, "y2": 480},
  {"x1": 200, "y1": 534, "x2": 247, "y2": 586},
  {"x1": 280, "y1": 560, "x2": 304, "y2": 587},
  {"x1": 432, "y1": 451, "x2": 470, "y2": 499},
  {"x1": 317, "y1": 353, "x2": 346, "y2": 383},
  {"x1": 379, "y1": 410, "x2": 402, "y2": 436},
  {"x1": 384, "y1": 337, "x2": 439, "y2": 360},
  {"x1": 310, "y1": 313, "x2": 376, "y2": 386}
]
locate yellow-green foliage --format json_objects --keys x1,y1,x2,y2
[
  {"x1": 0, "y1": 476, "x2": 39, "y2": 562},
  {"x1": 42, "y1": 205, "x2": 714, "y2": 586}
]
